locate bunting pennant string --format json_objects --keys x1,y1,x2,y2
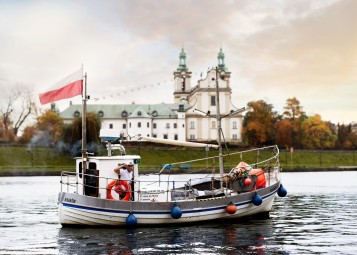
[
  {"x1": 92, "y1": 71, "x2": 202, "y2": 102},
  {"x1": 92, "y1": 78, "x2": 171, "y2": 102}
]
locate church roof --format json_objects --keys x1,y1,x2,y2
[{"x1": 60, "y1": 103, "x2": 189, "y2": 120}]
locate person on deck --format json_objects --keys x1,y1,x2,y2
[
  {"x1": 114, "y1": 162, "x2": 134, "y2": 181},
  {"x1": 114, "y1": 162, "x2": 134, "y2": 200}
]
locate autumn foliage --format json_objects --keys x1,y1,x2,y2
[
  {"x1": 242, "y1": 97, "x2": 356, "y2": 149},
  {"x1": 242, "y1": 100, "x2": 275, "y2": 145}
]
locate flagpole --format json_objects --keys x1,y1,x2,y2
[{"x1": 82, "y1": 71, "x2": 87, "y2": 177}]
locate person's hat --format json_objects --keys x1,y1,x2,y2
[{"x1": 128, "y1": 162, "x2": 134, "y2": 166}]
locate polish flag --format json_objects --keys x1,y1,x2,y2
[{"x1": 39, "y1": 68, "x2": 83, "y2": 105}]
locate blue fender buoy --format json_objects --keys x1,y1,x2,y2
[
  {"x1": 278, "y1": 184, "x2": 287, "y2": 197},
  {"x1": 171, "y1": 204, "x2": 182, "y2": 219},
  {"x1": 126, "y1": 212, "x2": 137, "y2": 226},
  {"x1": 252, "y1": 193, "x2": 263, "y2": 206}
]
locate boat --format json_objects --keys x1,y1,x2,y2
[{"x1": 57, "y1": 68, "x2": 287, "y2": 227}]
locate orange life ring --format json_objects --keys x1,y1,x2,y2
[{"x1": 106, "y1": 180, "x2": 131, "y2": 201}]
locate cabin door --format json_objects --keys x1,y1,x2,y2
[{"x1": 84, "y1": 163, "x2": 99, "y2": 197}]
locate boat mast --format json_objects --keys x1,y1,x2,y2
[
  {"x1": 81, "y1": 72, "x2": 87, "y2": 175},
  {"x1": 194, "y1": 67, "x2": 245, "y2": 179},
  {"x1": 215, "y1": 67, "x2": 224, "y2": 178}
]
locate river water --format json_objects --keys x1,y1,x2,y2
[{"x1": 1, "y1": 171, "x2": 357, "y2": 255}]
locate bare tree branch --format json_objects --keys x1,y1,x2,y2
[{"x1": 0, "y1": 84, "x2": 37, "y2": 137}]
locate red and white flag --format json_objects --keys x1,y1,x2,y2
[{"x1": 39, "y1": 68, "x2": 83, "y2": 105}]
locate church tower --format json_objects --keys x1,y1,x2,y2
[
  {"x1": 173, "y1": 48, "x2": 192, "y2": 103},
  {"x1": 217, "y1": 47, "x2": 231, "y2": 81}
]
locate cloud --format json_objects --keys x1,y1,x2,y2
[{"x1": 0, "y1": 0, "x2": 356, "y2": 124}]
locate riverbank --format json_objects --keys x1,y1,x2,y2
[{"x1": 1, "y1": 145, "x2": 357, "y2": 176}]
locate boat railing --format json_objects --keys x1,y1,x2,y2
[
  {"x1": 59, "y1": 171, "x2": 232, "y2": 202},
  {"x1": 159, "y1": 145, "x2": 280, "y2": 176}
]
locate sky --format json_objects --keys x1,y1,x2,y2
[{"x1": 0, "y1": 0, "x2": 356, "y2": 125}]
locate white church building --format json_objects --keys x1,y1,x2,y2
[{"x1": 60, "y1": 48, "x2": 243, "y2": 143}]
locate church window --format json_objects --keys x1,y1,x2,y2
[
  {"x1": 109, "y1": 124, "x2": 113, "y2": 129},
  {"x1": 123, "y1": 123, "x2": 126, "y2": 129},
  {"x1": 138, "y1": 111, "x2": 142, "y2": 116},
  {"x1": 190, "y1": 121, "x2": 195, "y2": 129},
  {"x1": 174, "y1": 134, "x2": 178, "y2": 140},
  {"x1": 181, "y1": 77, "x2": 185, "y2": 91},
  {"x1": 152, "y1": 111, "x2": 158, "y2": 117},
  {"x1": 138, "y1": 122, "x2": 141, "y2": 128},
  {"x1": 190, "y1": 134, "x2": 195, "y2": 140},
  {"x1": 232, "y1": 134, "x2": 238, "y2": 140},
  {"x1": 211, "y1": 96, "x2": 216, "y2": 106},
  {"x1": 153, "y1": 123, "x2": 157, "y2": 129},
  {"x1": 233, "y1": 121, "x2": 237, "y2": 129},
  {"x1": 174, "y1": 123, "x2": 177, "y2": 128},
  {"x1": 98, "y1": 111, "x2": 104, "y2": 117},
  {"x1": 164, "y1": 134, "x2": 168, "y2": 139},
  {"x1": 73, "y1": 110, "x2": 80, "y2": 117},
  {"x1": 212, "y1": 121, "x2": 216, "y2": 129},
  {"x1": 121, "y1": 111, "x2": 128, "y2": 117},
  {"x1": 166, "y1": 123, "x2": 170, "y2": 129}
]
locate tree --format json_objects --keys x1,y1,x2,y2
[
  {"x1": 242, "y1": 100, "x2": 276, "y2": 145},
  {"x1": 36, "y1": 109, "x2": 64, "y2": 145},
  {"x1": 300, "y1": 114, "x2": 337, "y2": 149},
  {"x1": 18, "y1": 125, "x2": 37, "y2": 144},
  {"x1": 283, "y1": 97, "x2": 305, "y2": 120},
  {"x1": 0, "y1": 119, "x2": 15, "y2": 142},
  {"x1": 62, "y1": 112, "x2": 101, "y2": 156},
  {"x1": 0, "y1": 84, "x2": 37, "y2": 137},
  {"x1": 275, "y1": 120, "x2": 293, "y2": 147},
  {"x1": 337, "y1": 123, "x2": 357, "y2": 149},
  {"x1": 282, "y1": 97, "x2": 307, "y2": 148},
  {"x1": 344, "y1": 132, "x2": 357, "y2": 149},
  {"x1": 64, "y1": 112, "x2": 101, "y2": 144}
]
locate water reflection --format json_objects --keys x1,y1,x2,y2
[{"x1": 58, "y1": 219, "x2": 279, "y2": 255}]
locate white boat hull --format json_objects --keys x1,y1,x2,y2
[{"x1": 58, "y1": 181, "x2": 280, "y2": 226}]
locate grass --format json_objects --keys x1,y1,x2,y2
[
  {"x1": 279, "y1": 150, "x2": 357, "y2": 169},
  {"x1": 0, "y1": 145, "x2": 73, "y2": 172},
  {"x1": 0, "y1": 145, "x2": 356, "y2": 174}
]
